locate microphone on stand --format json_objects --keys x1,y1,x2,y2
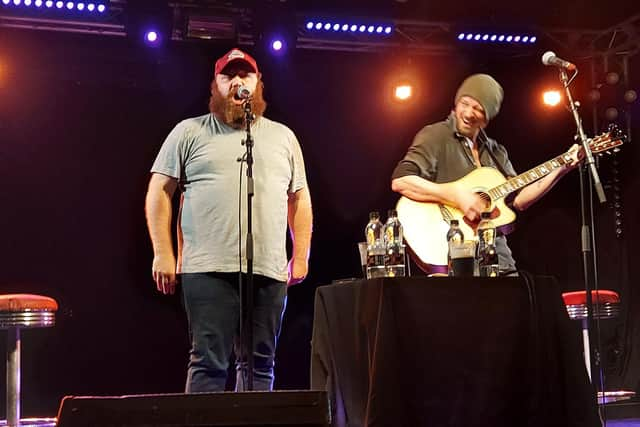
[
  {"x1": 541, "y1": 51, "x2": 577, "y2": 71},
  {"x1": 235, "y1": 85, "x2": 252, "y2": 101}
]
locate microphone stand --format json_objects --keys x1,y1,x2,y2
[
  {"x1": 238, "y1": 97, "x2": 255, "y2": 391},
  {"x1": 559, "y1": 68, "x2": 605, "y2": 399}
]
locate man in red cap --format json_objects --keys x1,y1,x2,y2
[{"x1": 145, "y1": 48, "x2": 313, "y2": 392}]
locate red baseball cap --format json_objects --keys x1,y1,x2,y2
[{"x1": 214, "y1": 48, "x2": 259, "y2": 76}]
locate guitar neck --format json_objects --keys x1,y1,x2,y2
[{"x1": 487, "y1": 151, "x2": 573, "y2": 201}]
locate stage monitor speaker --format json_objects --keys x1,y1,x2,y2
[{"x1": 56, "y1": 390, "x2": 330, "y2": 427}]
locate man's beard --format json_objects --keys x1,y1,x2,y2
[{"x1": 209, "y1": 81, "x2": 267, "y2": 129}]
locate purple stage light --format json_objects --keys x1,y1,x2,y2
[
  {"x1": 530, "y1": 36, "x2": 537, "y2": 43},
  {"x1": 376, "y1": 26, "x2": 383, "y2": 33},
  {"x1": 271, "y1": 39, "x2": 283, "y2": 51},
  {"x1": 96, "y1": 3, "x2": 104, "y2": 12},
  {"x1": 87, "y1": 2, "x2": 94, "y2": 11},
  {"x1": 306, "y1": 22, "x2": 314, "y2": 30},
  {"x1": 55, "y1": 1, "x2": 63, "y2": 8},
  {"x1": 13, "y1": 0, "x2": 21, "y2": 5},
  {"x1": 367, "y1": 25, "x2": 374, "y2": 33},
  {"x1": 45, "y1": 0, "x2": 52, "y2": 6},
  {"x1": 24, "y1": 0, "x2": 32, "y2": 6},
  {"x1": 457, "y1": 33, "x2": 465, "y2": 40},
  {"x1": 315, "y1": 22, "x2": 322, "y2": 30},
  {"x1": 359, "y1": 25, "x2": 365, "y2": 32},
  {"x1": 323, "y1": 23, "x2": 331, "y2": 30},
  {"x1": 145, "y1": 30, "x2": 159, "y2": 44},
  {"x1": 66, "y1": 1, "x2": 73, "y2": 9},
  {"x1": 350, "y1": 24, "x2": 357, "y2": 31},
  {"x1": 2, "y1": 0, "x2": 11, "y2": 5},
  {"x1": 333, "y1": 23, "x2": 340, "y2": 31},
  {"x1": 341, "y1": 24, "x2": 348, "y2": 31},
  {"x1": 384, "y1": 26, "x2": 392, "y2": 34},
  {"x1": 482, "y1": 34, "x2": 489, "y2": 40}
]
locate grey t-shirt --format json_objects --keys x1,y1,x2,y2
[{"x1": 151, "y1": 113, "x2": 307, "y2": 282}]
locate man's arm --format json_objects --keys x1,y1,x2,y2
[
  {"x1": 287, "y1": 186, "x2": 313, "y2": 286},
  {"x1": 513, "y1": 143, "x2": 582, "y2": 211},
  {"x1": 391, "y1": 175, "x2": 487, "y2": 222},
  {"x1": 145, "y1": 173, "x2": 179, "y2": 295}
]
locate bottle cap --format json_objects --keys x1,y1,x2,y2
[
  {"x1": 369, "y1": 211, "x2": 380, "y2": 220},
  {"x1": 387, "y1": 209, "x2": 397, "y2": 218},
  {"x1": 450, "y1": 219, "x2": 459, "y2": 226},
  {"x1": 480, "y1": 212, "x2": 492, "y2": 219}
]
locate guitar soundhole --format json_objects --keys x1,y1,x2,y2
[{"x1": 478, "y1": 192, "x2": 491, "y2": 209}]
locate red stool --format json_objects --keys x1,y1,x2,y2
[
  {"x1": 561, "y1": 290, "x2": 620, "y2": 381},
  {"x1": 0, "y1": 294, "x2": 58, "y2": 427}
]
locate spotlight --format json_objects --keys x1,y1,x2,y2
[
  {"x1": 271, "y1": 39, "x2": 283, "y2": 51},
  {"x1": 333, "y1": 23, "x2": 340, "y2": 31},
  {"x1": 506, "y1": 35, "x2": 513, "y2": 42},
  {"x1": 145, "y1": 30, "x2": 158, "y2": 43},
  {"x1": 315, "y1": 22, "x2": 322, "y2": 30},
  {"x1": 24, "y1": 0, "x2": 32, "y2": 5},
  {"x1": 96, "y1": 3, "x2": 104, "y2": 12},
  {"x1": 305, "y1": 21, "x2": 313, "y2": 30},
  {"x1": 350, "y1": 24, "x2": 357, "y2": 32},
  {"x1": 543, "y1": 90, "x2": 562, "y2": 107},
  {"x1": 55, "y1": 1, "x2": 62, "y2": 8},
  {"x1": 76, "y1": 2, "x2": 83, "y2": 10},
  {"x1": 474, "y1": 34, "x2": 481, "y2": 40},
  {"x1": 498, "y1": 35, "x2": 505, "y2": 41},
  {"x1": 66, "y1": 1, "x2": 73, "y2": 9},
  {"x1": 45, "y1": 0, "x2": 52, "y2": 6},
  {"x1": 529, "y1": 36, "x2": 537, "y2": 43},
  {"x1": 341, "y1": 24, "x2": 348, "y2": 31},
  {"x1": 2, "y1": 0, "x2": 10, "y2": 4},
  {"x1": 376, "y1": 26, "x2": 383, "y2": 33},
  {"x1": 324, "y1": 23, "x2": 331, "y2": 30},
  {"x1": 490, "y1": 35, "x2": 497, "y2": 41},
  {"x1": 35, "y1": 0, "x2": 42, "y2": 6},
  {"x1": 13, "y1": 0, "x2": 21, "y2": 5},
  {"x1": 482, "y1": 34, "x2": 489, "y2": 41},
  {"x1": 458, "y1": 33, "x2": 465, "y2": 40},
  {"x1": 624, "y1": 89, "x2": 637, "y2": 103},
  {"x1": 466, "y1": 34, "x2": 473, "y2": 40},
  {"x1": 87, "y1": 2, "x2": 94, "y2": 11},
  {"x1": 395, "y1": 85, "x2": 413, "y2": 101},
  {"x1": 384, "y1": 26, "x2": 392, "y2": 34},
  {"x1": 359, "y1": 25, "x2": 366, "y2": 32}
]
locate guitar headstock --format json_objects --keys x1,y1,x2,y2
[{"x1": 589, "y1": 124, "x2": 626, "y2": 155}]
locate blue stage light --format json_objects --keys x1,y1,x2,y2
[
  {"x1": 350, "y1": 24, "x2": 357, "y2": 31},
  {"x1": 66, "y1": 1, "x2": 73, "y2": 9},
  {"x1": 145, "y1": 30, "x2": 158, "y2": 43},
  {"x1": 359, "y1": 25, "x2": 365, "y2": 32},
  {"x1": 87, "y1": 2, "x2": 94, "y2": 11},
  {"x1": 333, "y1": 23, "x2": 340, "y2": 31},
  {"x1": 24, "y1": 0, "x2": 32, "y2": 6},
  {"x1": 376, "y1": 26, "x2": 383, "y2": 33},
  {"x1": 498, "y1": 35, "x2": 505, "y2": 41},
  {"x1": 530, "y1": 36, "x2": 537, "y2": 43},
  {"x1": 272, "y1": 39, "x2": 283, "y2": 51},
  {"x1": 457, "y1": 33, "x2": 465, "y2": 40},
  {"x1": 315, "y1": 22, "x2": 322, "y2": 30},
  {"x1": 482, "y1": 34, "x2": 489, "y2": 41},
  {"x1": 342, "y1": 24, "x2": 348, "y2": 31},
  {"x1": 45, "y1": 0, "x2": 52, "y2": 6},
  {"x1": 514, "y1": 35, "x2": 521, "y2": 42},
  {"x1": 490, "y1": 34, "x2": 497, "y2": 41},
  {"x1": 384, "y1": 26, "x2": 392, "y2": 34},
  {"x1": 2, "y1": 0, "x2": 11, "y2": 5},
  {"x1": 324, "y1": 23, "x2": 331, "y2": 30},
  {"x1": 306, "y1": 22, "x2": 314, "y2": 30},
  {"x1": 96, "y1": 3, "x2": 104, "y2": 12}
]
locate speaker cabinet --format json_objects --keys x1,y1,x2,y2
[{"x1": 56, "y1": 390, "x2": 330, "y2": 427}]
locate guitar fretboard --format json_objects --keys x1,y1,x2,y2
[{"x1": 488, "y1": 152, "x2": 573, "y2": 201}]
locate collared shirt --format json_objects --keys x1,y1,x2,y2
[{"x1": 392, "y1": 113, "x2": 517, "y2": 272}]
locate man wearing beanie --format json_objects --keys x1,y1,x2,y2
[
  {"x1": 391, "y1": 73, "x2": 581, "y2": 274},
  {"x1": 145, "y1": 48, "x2": 313, "y2": 392}
]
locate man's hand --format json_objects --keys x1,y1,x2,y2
[
  {"x1": 152, "y1": 254, "x2": 177, "y2": 295},
  {"x1": 287, "y1": 257, "x2": 308, "y2": 286},
  {"x1": 453, "y1": 184, "x2": 488, "y2": 222},
  {"x1": 565, "y1": 143, "x2": 585, "y2": 169}
]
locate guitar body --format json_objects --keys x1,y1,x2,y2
[{"x1": 396, "y1": 167, "x2": 516, "y2": 273}]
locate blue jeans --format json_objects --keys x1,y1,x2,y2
[{"x1": 181, "y1": 272, "x2": 287, "y2": 392}]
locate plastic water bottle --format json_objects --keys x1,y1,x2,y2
[
  {"x1": 446, "y1": 219, "x2": 465, "y2": 276},
  {"x1": 384, "y1": 209, "x2": 405, "y2": 277},
  {"x1": 365, "y1": 211, "x2": 386, "y2": 278},
  {"x1": 477, "y1": 212, "x2": 499, "y2": 277}
]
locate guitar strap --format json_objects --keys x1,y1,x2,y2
[{"x1": 479, "y1": 129, "x2": 514, "y2": 179}]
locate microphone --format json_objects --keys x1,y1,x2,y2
[
  {"x1": 542, "y1": 51, "x2": 577, "y2": 71},
  {"x1": 234, "y1": 85, "x2": 252, "y2": 101}
]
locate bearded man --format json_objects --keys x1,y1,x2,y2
[{"x1": 145, "y1": 48, "x2": 313, "y2": 392}]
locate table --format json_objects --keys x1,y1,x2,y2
[{"x1": 310, "y1": 276, "x2": 601, "y2": 427}]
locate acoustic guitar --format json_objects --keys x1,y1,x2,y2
[{"x1": 396, "y1": 127, "x2": 624, "y2": 273}]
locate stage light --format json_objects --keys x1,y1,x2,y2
[
  {"x1": 305, "y1": 22, "x2": 313, "y2": 30},
  {"x1": 2, "y1": 0, "x2": 11, "y2": 5},
  {"x1": 376, "y1": 26, "x2": 383, "y2": 33},
  {"x1": 24, "y1": 0, "x2": 32, "y2": 5},
  {"x1": 341, "y1": 24, "x2": 348, "y2": 31},
  {"x1": 359, "y1": 25, "x2": 366, "y2": 32},
  {"x1": 96, "y1": 4, "x2": 104, "y2": 12},
  {"x1": 333, "y1": 23, "x2": 340, "y2": 31},
  {"x1": 13, "y1": 0, "x2": 21, "y2": 5},
  {"x1": 490, "y1": 35, "x2": 497, "y2": 41},
  {"x1": 367, "y1": 25, "x2": 374, "y2": 33},
  {"x1": 66, "y1": 1, "x2": 73, "y2": 9},
  {"x1": 76, "y1": 2, "x2": 83, "y2": 9},
  {"x1": 324, "y1": 23, "x2": 331, "y2": 30},
  {"x1": 45, "y1": 0, "x2": 52, "y2": 6},
  {"x1": 514, "y1": 36, "x2": 521, "y2": 42},
  {"x1": 350, "y1": 24, "x2": 357, "y2": 31},
  {"x1": 55, "y1": 1, "x2": 62, "y2": 8},
  {"x1": 624, "y1": 89, "x2": 637, "y2": 103},
  {"x1": 457, "y1": 33, "x2": 465, "y2": 40},
  {"x1": 144, "y1": 30, "x2": 158, "y2": 43},
  {"x1": 522, "y1": 36, "x2": 529, "y2": 42},
  {"x1": 482, "y1": 34, "x2": 489, "y2": 41},
  {"x1": 395, "y1": 85, "x2": 413, "y2": 101},
  {"x1": 474, "y1": 34, "x2": 481, "y2": 40},
  {"x1": 315, "y1": 22, "x2": 322, "y2": 30},
  {"x1": 87, "y1": 2, "x2": 94, "y2": 11},
  {"x1": 271, "y1": 39, "x2": 283, "y2": 51},
  {"x1": 543, "y1": 90, "x2": 562, "y2": 107},
  {"x1": 384, "y1": 26, "x2": 392, "y2": 34},
  {"x1": 530, "y1": 36, "x2": 537, "y2": 43}
]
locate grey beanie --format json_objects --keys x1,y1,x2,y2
[{"x1": 454, "y1": 74, "x2": 504, "y2": 121}]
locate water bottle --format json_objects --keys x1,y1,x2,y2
[
  {"x1": 446, "y1": 219, "x2": 465, "y2": 276},
  {"x1": 384, "y1": 209, "x2": 405, "y2": 277},
  {"x1": 477, "y1": 212, "x2": 499, "y2": 277},
  {"x1": 365, "y1": 211, "x2": 386, "y2": 278}
]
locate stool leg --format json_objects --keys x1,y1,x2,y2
[
  {"x1": 6, "y1": 326, "x2": 21, "y2": 427},
  {"x1": 581, "y1": 319, "x2": 592, "y2": 383}
]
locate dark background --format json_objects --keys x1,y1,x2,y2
[{"x1": 0, "y1": 0, "x2": 639, "y2": 417}]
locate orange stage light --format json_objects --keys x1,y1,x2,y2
[
  {"x1": 542, "y1": 90, "x2": 562, "y2": 107},
  {"x1": 394, "y1": 84, "x2": 412, "y2": 101}
]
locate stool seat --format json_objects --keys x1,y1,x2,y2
[
  {"x1": 562, "y1": 290, "x2": 620, "y2": 320},
  {"x1": 0, "y1": 294, "x2": 58, "y2": 329},
  {"x1": 562, "y1": 290, "x2": 620, "y2": 306}
]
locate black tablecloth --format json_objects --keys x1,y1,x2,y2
[{"x1": 310, "y1": 276, "x2": 601, "y2": 427}]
